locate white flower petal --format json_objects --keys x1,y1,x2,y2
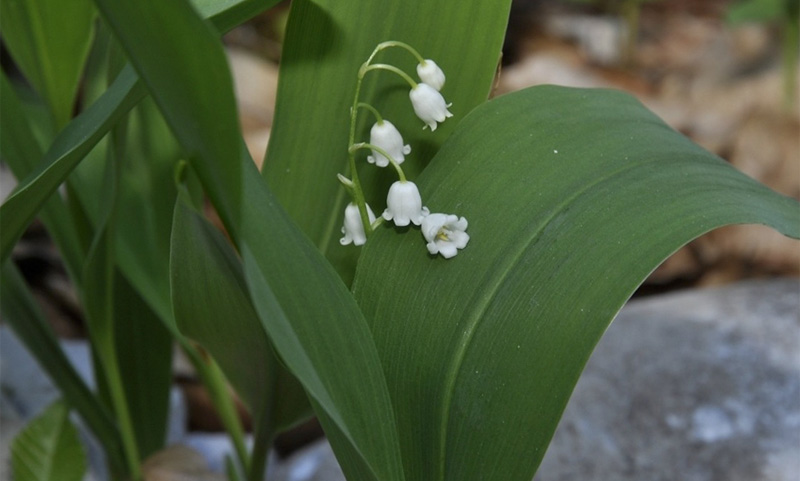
[
  {"x1": 409, "y1": 83, "x2": 453, "y2": 131},
  {"x1": 421, "y1": 212, "x2": 470, "y2": 258},
  {"x1": 382, "y1": 181, "x2": 427, "y2": 227},
  {"x1": 340, "y1": 202, "x2": 376, "y2": 246},
  {"x1": 368, "y1": 120, "x2": 409, "y2": 167}
]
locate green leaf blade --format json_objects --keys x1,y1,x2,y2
[
  {"x1": 353, "y1": 86, "x2": 800, "y2": 481},
  {"x1": 0, "y1": 0, "x2": 95, "y2": 127},
  {"x1": 11, "y1": 401, "x2": 87, "y2": 481}
]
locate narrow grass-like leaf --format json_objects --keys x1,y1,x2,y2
[
  {"x1": 0, "y1": 0, "x2": 278, "y2": 267},
  {"x1": 11, "y1": 401, "x2": 87, "y2": 481},
  {"x1": 0, "y1": 74, "x2": 84, "y2": 279},
  {"x1": 0, "y1": 0, "x2": 95, "y2": 127},
  {"x1": 263, "y1": 0, "x2": 512, "y2": 284},
  {"x1": 113, "y1": 274, "x2": 173, "y2": 459},
  {"x1": 0, "y1": 262, "x2": 125, "y2": 473},
  {"x1": 0, "y1": 66, "x2": 144, "y2": 264},
  {"x1": 353, "y1": 86, "x2": 800, "y2": 481},
  {"x1": 81, "y1": 134, "x2": 142, "y2": 478}
]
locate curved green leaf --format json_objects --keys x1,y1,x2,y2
[
  {"x1": 93, "y1": 0, "x2": 405, "y2": 477},
  {"x1": 11, "y1": 401, "x2": 87, "y2": 481},
  {"x1": 170, "y1": 195, "x2": 311, "y2": 431},
  {"x1": 263, "y1": 0, "x2": 512, "y2": 284},
  {"x1": 353, "y1": 86, "x2": 800, "y2": 481}
]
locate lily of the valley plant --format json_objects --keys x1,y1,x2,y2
[{"x1": 1, "y1": 1, "x2": 797, "y2": 481}]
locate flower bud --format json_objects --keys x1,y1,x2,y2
[
  {"x1": 367, "y1": 120, "x2": 411, "y2": 167},
  {"x1": 416, "y1": 59, "x2": 445, "y2": 91},
  {"x1": 340, "y1": 202, "x2": 376, "y2": 246}
]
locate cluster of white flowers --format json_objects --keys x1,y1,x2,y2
[{"x1": 338, "y1": 42, "x2": 469, "y2": 259}]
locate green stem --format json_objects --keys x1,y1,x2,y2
[
  {"x1": 183, "y1": 342, "x2": 251, "y2": 476},
  {"x1": 370, "y1": 40, "x2": 426, "y2": 65},
  {"x1": 102, "y1": 347, "x2": 142, "y2": 480},
  {"x1": 362, "y1": 64, "x2": 418, "y2": 89},
  {"x1": 247, "y1": 409, "x2": 274, "y2": 481},
  {"x1": 356, "y1": 102, "x2": 384, "y2": 124},
  {"x1": 347, "y1": 66, "x2": 373, "y2": 237},
  {"x1": 350, "y1": 142, "x2": 406, "y2": 182}
]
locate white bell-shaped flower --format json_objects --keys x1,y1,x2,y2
[
  {"x1": 340, "y1": 202, "x2": 376, "y2": 246},
  {"x1": 421, "y1": 213, "x2": 469, "y2": 259},
  {"x1": 409, "y1": 83, "x2": 453, "y2": 131},
  {"x1": 382, "y1": 181, "x2": 429, "y2": 227},
  {"x1": 367, "y1": 120, "x2": 411, "y2": 167},
  {"x1": 416, "y1": 59, "x2": 445, "y2": 91}
]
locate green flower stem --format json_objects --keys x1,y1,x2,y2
[
  {"x1": 183, "y1": 342, "x2": 250, "y2": 476},
  {"x1": 356, "y1": 102, "x2": 384, "y2": 124},
  {"x1": 362, "y1": 64, "x2": 418, "y2": 89},
  {"x1": 98, "y1": 341, "x2": 141, "y2": 480},
  {"x1": 370, "y1": 40, "x2": 426, "y2": 65},
  {"x1": 348, "y1": 65, "x2": 373, "y2": 237},
  {"x1": 370, "y1": 216, "x2": 386, "y2": 231},
  {"x1": 349, "y1": 142, "x2": 406, "y2": 182}
]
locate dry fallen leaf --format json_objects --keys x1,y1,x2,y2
[{"x1": 142, "y1": 445, "x2": 226, "y2": 481}]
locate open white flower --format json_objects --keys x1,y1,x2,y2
[
  {"x1": 409, "y1": 83, "x2": 453, "y2": 131},
  {"x1": 367, "y1": 120, "x2": 410, "y2": 167},
  {"x1": 421, "y1": 213, "x2": 469, "y2": 259},
  {"x1": 382, "y1": 181, "x2": 429, "y2": 227},
  {"x1": 340, "y1": 202, "x2": 375, "y2": 246},
  {"x1": 416, "y1": 59, "x2": 445, "y2": 91}
]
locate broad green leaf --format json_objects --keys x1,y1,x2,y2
[
  {"x1": 0, "y1": 261, "x2": 126, "y2": 473},
  {"x1": 94, "y1": 0, "x2": 405, "y2": 478},
  {"x1": 263, "y1": 0, "x2": 512, "y2": 284},
  {"x1": 0, "y1": 0, "x2": 95, "y2": 127},
  {"x1": 11, "y1": 401, "x2": 87, "y2": 481},
  {"x1": 170, "y1": 195, "x2": 311, "y2": 433},
  {"x1": 353, "y1": 86, "x2": 800, "y2": 481}
]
